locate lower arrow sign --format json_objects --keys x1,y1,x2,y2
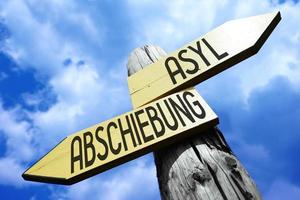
[{"x1": 22, "y1": 88, "x2": 218, "y2": 185}]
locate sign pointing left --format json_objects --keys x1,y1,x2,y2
[{"x1": 22, "y1": 88, "x2": 218, "y2": 185}]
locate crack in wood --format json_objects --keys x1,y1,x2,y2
[
  {"x1": 205, "y1": 159, "x2": 229, "y2": 200},
  {"x1": 144, "y1": 45, "x2": 155, "y2": 63}
]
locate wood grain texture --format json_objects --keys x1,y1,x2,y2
[{"x1": 127, "y1": 45, "x2": 262, "y2": 200}]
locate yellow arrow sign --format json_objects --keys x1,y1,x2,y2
[
  {"x1": 128, "y1": 11, "x2": 281, "y2": 108},
  {"x1": 22, "y1": 88, "x2": 218, "y2": 185}
]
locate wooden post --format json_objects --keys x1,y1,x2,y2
[{"x1": 127, "y1": 45, "x2": 262, "y2": 200}]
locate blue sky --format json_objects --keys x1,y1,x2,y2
[{"x1": 0, "y1": 0, "x2": 300, "y2": 199}]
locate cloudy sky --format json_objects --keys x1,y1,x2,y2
[{"x1": 0, "y1": 0, "x2": 300, "y2": 199}]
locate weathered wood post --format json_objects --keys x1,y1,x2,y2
[{"x1": 127, "y1": 45, "x2": 261, "y2": 200}]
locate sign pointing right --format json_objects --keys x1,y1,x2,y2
[{"x1": 128, "y1": 11, "x2": 281, "y2": 108}]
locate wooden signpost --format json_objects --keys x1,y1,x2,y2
[
  {"x1": 23, "y1": 11, "x2": 281, "y2": 199},
  {"x1": 128, "y1": 46, "x2": 261, "y2": 200}
]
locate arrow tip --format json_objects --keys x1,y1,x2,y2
[
  {"x1": 21, "y1": 137, "x2": 72, "y2": 185},
  {"x1": 252, "y1": 10, "x2": 281, "y2": 52}
]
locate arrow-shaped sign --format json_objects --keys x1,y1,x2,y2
[
  {"x1": 128, "y1": 11, "x2": 281, "y2": 108},
  {"x1": 22, "y1": 88, "x2": 218, "y2": 185},
  {"x1": 22, "y1": 11, "x2": 281, "y2": 185}
]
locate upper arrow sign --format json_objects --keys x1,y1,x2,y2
[{"x1": 128, "y1": 11, "x2": 281, "y2": 108}]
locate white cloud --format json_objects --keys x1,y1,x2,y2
[
  {"x1": 0, "y1": 102, "x2": 34, "y2": 187},
  {"x1": 0, "y1": 72, "x2": 7, "y2": 81},
  {"x1": 51, "y1": 156, "x2": 159, "y2": 200},
  {"x1": 226, "y1": 132, "x2": 271, "y2": 166},
  {"x1": 0, "y1": 102, "x2": 34, "y2": 162},
  {"x1": 127, "y1": 0, "x2": 227, "y2": 50},
  {"x1": 265, "y1": 179, "x2": 300, "y2": 200},
  {"x1": 0, "y1": 0, "x2": 102, "y2": 76},
  {"x1": 23, "y1": 62, "x2": 131, "y2": 156},
  {"x1": 0, "y1": 157, "x2": 25, "y2": 187},
  {"x1": 29, "y1": 64, "x2": 104, "y2": 148},
  {"x1": 241, "y1": 143, "x2": 270, "y2": 161}
]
